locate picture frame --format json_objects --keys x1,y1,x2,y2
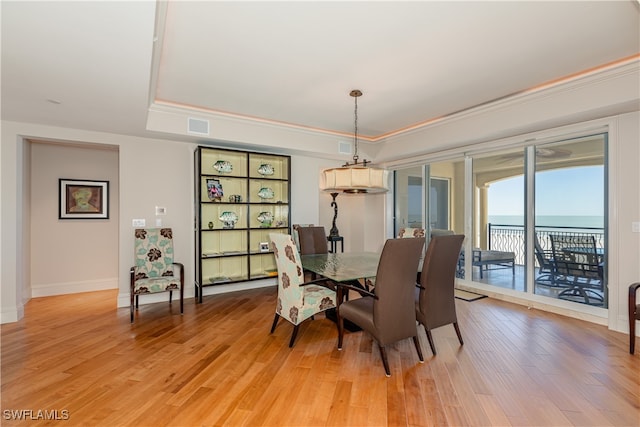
[
  {"x1": 59, "y1": 179, "x2": 109, "y2": 219},
  {"x1": 206, "y1": 178, "x2": 224, "y2": 201}
]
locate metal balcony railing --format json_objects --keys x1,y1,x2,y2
[{"x1": 487, "y1": 223, "x2": 605, "y2": 266}]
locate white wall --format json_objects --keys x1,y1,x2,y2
[
  {"x1": 30, "y1": 142, "x2": 119, "y2": 297},
  {"x1": 0, "y1": 122, "x2": 346, "y2": 319},
  {"x1": 1, "y1": 61, "x2": 638, "y2": 334}
]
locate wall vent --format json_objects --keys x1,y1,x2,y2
[
  {"x1": 338, "y1": 141, "x2": 352, "y2": 155},
  {"x1": 187, "y1": 117, "x2": 210, "y2": 136}
]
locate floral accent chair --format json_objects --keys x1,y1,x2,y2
[
  {"x1": 130, "y1": 228, "x2": 184, "y2": 323},
  {"x1": 269, "y1": 233, "x2": 337, "y2": 347},
  {"x1": 398, "y1": 227, "x2": 426, "y2": 238}
]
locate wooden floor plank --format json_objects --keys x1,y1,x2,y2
[{"x1": 2, "y1": 288, "x2": 639, "y2": 426}]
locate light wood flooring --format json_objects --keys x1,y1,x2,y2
[{"x1": 1, "y1": 287, "x2": 639, "y2": 426}]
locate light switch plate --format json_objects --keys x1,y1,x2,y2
[
  {"x1": 132, "y1": 219, "x2": 145, "y2": 227},
  {"x1": 155, "y1": 206, "x2": 166, "y2": 215},
  {"x1": 632, "y1": 221, "x2": 640, "y2": 233}
]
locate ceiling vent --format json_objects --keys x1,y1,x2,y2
[
  {"x1": 338, "y1": 141, "x2": 352, "y2": 155},
  {"x1": 187, "y1": 117, "x2": 210, "y2": 136}
]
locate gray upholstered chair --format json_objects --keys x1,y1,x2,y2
[
  {"x1": 269, "y1": 233, "x2": 337, "y2": 347},
  {"x1": 629, "y1": 282, "x2": 640, "y2": 354},
  {"x1": 296, "y1": 225, "x2": 329, "y2": 255},
  {"x1": 294, "y1": 225, "x2": 329, "y2": 281},
  {"x1": 130, "y1": 228, "x2": 184, "y2": 323},
  {"x1": 365, "y1": 227, "x2": 425, "y2": 289},
  {"x1": 415, "y1": 234, "x2": 465, "y2": 355},
  {"x1": 337, "y1": 237, "x2": 426, "y2": 376}
]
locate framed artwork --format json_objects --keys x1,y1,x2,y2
[
  {"x1": 206, "y1": 178, "x2": 224, "y2": 201},
  {"x1": 59, "y1": 179, "x2": 109, "y2": 219}
]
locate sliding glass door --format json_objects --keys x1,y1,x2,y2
[
  {"x1": 533, "y1": 134, "x2": 607, "y2": 307},
  {"x1": 472, "y1": 149, "x2": 525, "y2": 289},
  {"x1": 392, "y1": 132, "x2": 608, "y2": 310},
  {"x1": 394, "y1": 166, "x2": 424, "y2": 234}
]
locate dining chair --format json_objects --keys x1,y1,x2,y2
[
  {"x1": 415, "y1": 234, "x2": 465, "y2": 355},
  {"x1": 269, "y1": 233, "x2": 337, "y2": 347},
  {"x1": 337, "y1": 237, "x2": 426, "y2": 376},
  {"x1": 365, "y1": 227, "x2": 425, "y2": 289},
  {"x1": 629, "y1": 282, "x2": 640, "y2": 354},
  {"x1": 398, "y1": 227, "x2": 426, "y2": 238},
  {"x1": 296, "y1": 225, "x2": 330, "y2": 255},
  {"x1": 130, "y1": 228, "x2": 184, "y2": 323},
  {"x1": 294, "y1": 224, "x2": 329, "y2": 282}
]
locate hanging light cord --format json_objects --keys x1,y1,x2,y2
[
  {"x1": 346, "y1": 89, "x2": 367, "y2": 167},
  {"x1": 353, "y1": 94, "x2": 359, "y2": 164}
]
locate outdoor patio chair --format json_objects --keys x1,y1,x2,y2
[
  {"x1": 549, "y1": 234, "x2": 604, "y2": 305},
  {"x1": 534, "y1": 235, "x2": 558, "y2": 286}
]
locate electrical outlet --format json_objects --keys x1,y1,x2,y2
[
  {"x1": 632, "y1": 221, "x2": 640, "y2": 233},
  {"x1": 132, "y1": 219, "x2": 145, "y2": 227}
]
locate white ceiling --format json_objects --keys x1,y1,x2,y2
[{"x1": 2, "y1": 1, "x2": 639, "y2": 143}]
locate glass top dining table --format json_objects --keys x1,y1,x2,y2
[{"x1": 300, "y1": 252, "x2": 380, "y2": 283}]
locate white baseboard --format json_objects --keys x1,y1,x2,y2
[
  {"x1": 31, "y1": 278, "x2": 117, "y2": 298},
  {"x1": 1, "y1": 303, "x2": 24, "y2": 324},
  {"x1": 116, "y1": 278, "x2": 276, "y2": 308}
]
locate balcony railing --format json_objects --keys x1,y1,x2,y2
[{"x1": 487, "y1": 223, "x2": 605, "y2": 266}]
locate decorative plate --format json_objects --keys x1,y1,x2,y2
[
  {"x1": 219, "y1": 211, "x2": 238, "y2": 229},
  {"x1": 257, "y1": 211, "x2": 274, "y2": 224},
  {"x1": 213, "y1": 160, "x2": 233, "y2": 173},
  {"x1": 258, "y1": 163, "x2": 274, "y2": 176},
  {"x1": 257, "y1": 187, "x2": 274, "y2": 199}
]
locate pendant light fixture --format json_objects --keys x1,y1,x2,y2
[{"x1": 320, "y1": 90, "x2": 389, "y2": 194}]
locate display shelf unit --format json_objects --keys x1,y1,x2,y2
[{"x1": 195, "y1": 146, "x2": 290, "y2": 302}]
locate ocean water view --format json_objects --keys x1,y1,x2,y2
[{"x1": 488, "y1": 215, "x2": 604, "y2": 229}]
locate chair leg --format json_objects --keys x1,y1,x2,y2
[
  {"x1": 424, "y1": 326, "x2": 437, "y2": 355},
  {"x1": 629, "y1": 307, "x2": 636, "y2": 355},
  {"x1": 337, "y1": 312, "x2": 344, "y2": 350},
  {"x1": 169, "y1": 290, "x2": 173, "y2": 304},
  {"x1": 180, "y1": 286, "x2": 184, "y2": 315},
  {"x1": 412, "y1": 336, "x2": 424, "y2": 362},
  {"x1": 453, "y1": 322, "x2": 464, "y2": 346},
  {"x1": 130, "y1": 292, "x2": 135, "y2": 323},
  {"x1": 270, "y1": 313, "x2": 280, "y2": 333},
  {"x1": 289, "y1": 325, "x2": 300, "y2": 348},
  {"x1": 135, "y1": 295, "x2": 139, "y2": 309},
  {"x1": 631, "y1": 319, "x2": 636, "y2": 355},
  {"x1": 379, "y1": 345, "x2": 391, "y2": 377}
]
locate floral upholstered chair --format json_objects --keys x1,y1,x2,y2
[
  {"x1": 130, "y1": 228, "x2": 184, "y2": 323},
  {"x1": 269, "y1": 233, "x2": 336, "y2": 347},
  {"x1": 398, "y1": 227, "x2": 426, "y2": 238}
]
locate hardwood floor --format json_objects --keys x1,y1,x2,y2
[{"x1": 2, "y1": 287, "x2": 638, "y2": 426}]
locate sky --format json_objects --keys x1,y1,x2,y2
[{"x1": 488, "y1": 165, "x2": 604, "y2": 217}]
